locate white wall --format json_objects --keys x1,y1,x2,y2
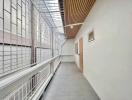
[
  {"x1": 61, "y1": 39, "x2": 75, "y2": 62},
  {"x1": 75, "y1": 42, "x2": 80, "y2": 68},
  {"x1": 75, "y1": 0, "x2": 132, "y2": 100}
]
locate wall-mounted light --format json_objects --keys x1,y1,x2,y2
[{"x1": 88, "y1": 31, "x2": 95, "y2": 42}]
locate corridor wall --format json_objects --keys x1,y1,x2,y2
[{"x1": 75, "y1": 0, "x2": 132, "y2": 100}]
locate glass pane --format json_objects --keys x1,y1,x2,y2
[
  {"x1": 0, "y1": 19, "x2": 3, "y2": 43},
  {"x1": 12, "y1": 8, "x2": 16, "y2": 24},
  {"x1": 0, "y1": 0, "x2": 3, "y2": 18},
  {"x1": 26, "y1": 24, "x2": 28, "y2": 35},
  {"x1": 12, "y1": 24, "x2": 16, "y2": 34},
  {"x1": 22, "y1": 0, "x2": 25, "y2": 3},
  {"x1": 22, "y1": 2, "x2": 25, "y2": 16},
  {"x1": 26, "y1": 1, "x2": 29, "y2": 24},
  {"x1": 12, "y1": 0, "x2": 16, "y2": 8},
  {"x1": 22, "y1": 29, "x2": 25, "y2": 37},
  {"x1": 9, "y1": 96, "x2": 14, "y2": 100},
  {"x1": 4, "y1": 0, "x2": 10, "y2": 12},
  {"x1": 0, "y1": 54, "x2": 3, "y2": 73},
  {"x1": 4, "y1": 11, "x2": 10, "y2": 31},
  {"x1": 22, "y1": 16, "x2": 25, "y2": 29},
  {"x1": 0, "y1": 18, "x2": 3, "y2": 31},
  {"x1": 18, "y1": 20, "x2": 21, "y2": 35},
  {"x1": 18, "y1": 0, "x2": 21, "y2": 6},
  {"x1": 18, "y1": 5, "x2": 21, "y2": 19},
  {"x1": 15, "y1": 92, "x2": 19, "y2": 100},
  {"x1": 26, "y1": 13, "x2": 29, "y2": 25}
]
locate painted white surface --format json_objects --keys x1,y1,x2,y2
[
  {"x1": 75, "y1": 0, "x2": 132, "y2": 100},
  {"x1": 61, "y1": 39, "x2": 75, "y2": 62},
  {"x1": 75, "y1": 41, "x2": 80, "y2": 68},
  {"x1": 75, "y1": 55, "x2": 79, "y2": 67}
]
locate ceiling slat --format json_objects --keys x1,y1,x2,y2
[{"x1": 63, "y1": 0, "x2": 96, "y2": 38}]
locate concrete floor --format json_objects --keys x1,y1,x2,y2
[{"x1": 41, "y1": 62, "x2": 100, "y2": 100}]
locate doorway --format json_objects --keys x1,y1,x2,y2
[{"x1": 79, "y1": 38, "x2": 83, "y2": 72}]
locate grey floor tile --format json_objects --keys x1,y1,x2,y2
[{"x1": 40, "y1": 62, "x2": 100, "y2": 100}]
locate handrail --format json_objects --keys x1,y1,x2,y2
[
  {"x1": 61, "y1": 54, "x2": 74, "y2": 56},
  {"x1": 0, "y1": 55, "x2": 60, "y2": 90},
  {"x1": 29, "y1": 74, "x2": 53, "y2": 100}
]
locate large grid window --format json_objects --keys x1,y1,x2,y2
[
  {"x1": 0, "y1": 0, "x2": 65, "y2": 76},
  {"x1": 0, "y1": 0, "x2": 32, "y2": 75},
  {"x1": 0, "y1": 0, "x2": 65, "y2": 99}
]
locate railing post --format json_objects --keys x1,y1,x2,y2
[
  {"x1": 50, "y1": 28, "x2": 54, "y2": 74},
  {"x1": 31, "y1": 3, "x2": 36, "y2": 65}
]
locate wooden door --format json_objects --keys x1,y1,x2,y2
[{"x1": 79, "y1": 38, "x2": 83, "y2": 72}]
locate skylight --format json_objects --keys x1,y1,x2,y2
[
  {"x1": 45, "y1": 0, "x2": 64, "y2": 33},
  {"x1": 32, "y1": 0, "x2": 64, "y2": 34}
]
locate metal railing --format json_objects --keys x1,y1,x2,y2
[{"x1": 0, "y1": 55, "x2": 61, "y2": 100}]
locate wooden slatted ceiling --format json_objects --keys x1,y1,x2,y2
[{"x1": 64, "y1": 0, "x2": 96, "y2": 38}]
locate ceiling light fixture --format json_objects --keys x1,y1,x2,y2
[
  {"x1": 52, "y1": 23, "x2": 84, "y2": 28},
  {"x1": 70, "y1": 25, "x2": 73, "y2": 29},
  {"x1": 65, "y1": 22, "x2": 83, "y2": 28}
]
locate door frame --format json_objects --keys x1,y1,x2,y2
[{"x1": 79, "y1": 37, "x2": 83, "y2": 72}]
